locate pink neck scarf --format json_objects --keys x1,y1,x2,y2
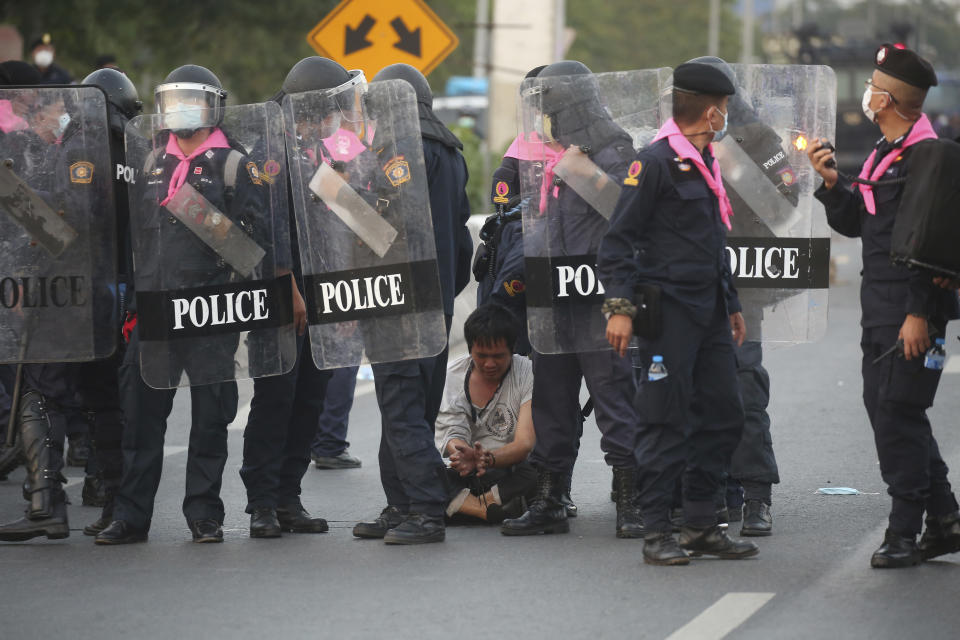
[
  {"x1": 539, "y1": 152, "x2": 563, "y2": 214},
  {"x1": 0, "y1": 100, "x2": 27, "y2": 134},
  {"x1": 652, "y1": 118, "x2": 733, "y2": 230},
  {"x1": 323, "y1": 128, "x2": 367, "y2": 163},
  {"x1": 160, "y1": 128, "x2": 230, "y2": 207},
  {"x1": 858, "y1": 113, "x2": 936, "y2": 215}
]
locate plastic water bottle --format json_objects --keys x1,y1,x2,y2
[
  {"x1": 924, "y1": 338, "x2": 946, "y2": 370},
  {"x1": 648, "y1": 355, "x2": 668, "y2": 381}
]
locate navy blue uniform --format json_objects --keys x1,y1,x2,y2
[
  {"x1": 240, "y1": 139, "x2": 332, "y2": 514},
  {"x1": 477, "y1": 216, "x2": 529, "y2": 354},
  {"x1": 369, "y1": 132, "x2": 471, "y2": 518},
  {"x1": 598, "y1": 137, "x2": 745, "y2": 533},
  {"x1": 115, "y1": 133, "x2": 265, "y2": 530},
  {"x1": 73, "y1": 130, "x2": 133, "y2": 497},
  {"x1": 422, "y1": 137, "x2": 472, "y2": 426},
  {"x1": 530, "y1": 139, "x2": 639, "y2": 474},
  {"x1": 815, "y1": 130, "x2": 960, "y2": 537}
]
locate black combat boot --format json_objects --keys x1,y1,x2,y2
[
  {"x1": 919, "y1": 511, "x2": 960, "y2": 561},
  {"x1": 643, "y1": 531, "x2": 690, "y2": 565},
  {"x1": 0, "y1": 499, "x2": 69, "y2": 541},
  {"x1": 81, "y1": 474, "x2": 107, "y2": 507},
  {"x1": 0, "y1": 392, "x2": 69, "y2": 542},
  {"x1": 613, "y1": 466, "x2": 644, "y2": 539},
  {"x1": 560, "y1": 473, "x2": 578, "y2": 518},
  {"x1": 871, "y1": 529, "x2": 921, "y2": 568},
  {"x1": 501, "y1": 469, "x2": 569, "y2": 536},
  {"x1": 353, "y1": 505, "x2": 406, "y2": 539},
  {"x1": 383, "y1": 513, "x2": 445, "y2": 545},
  {"x1": 679, "y1": 524, "x2": 759, "y2": 559},
  {"x1": 250, "y1": 507, "x2": 282, "y2": 538},
  {"x1": 741, "y1": 499, "x2": 773, "y2": 537},
  {"x1": 83, "y1": 490, "x2": 116, "y2": 536},
  {"x1": 277, "y1": 504, "x2": 328, "y2": 533}
]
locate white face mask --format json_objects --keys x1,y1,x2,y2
[
  {"x1": 33, "y1": 50, "x2": 53, "y2": 68},
  {"x1": 862, "y1": 86, "x2": 884, "y2": 123}
]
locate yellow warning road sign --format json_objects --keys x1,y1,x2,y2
[{"x1": 307, "y1": 0, "x2": 459, "y2": 78}]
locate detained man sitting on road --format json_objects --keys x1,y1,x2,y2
[{"x1": 435, "y1": 305, "x2": 537, "y2": 523}]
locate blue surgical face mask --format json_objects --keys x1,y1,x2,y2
[
  {"x1": 53, "y1": 112, "x2": 70, "y2": 138},
  {"x1": 164, "y1": 103, "x2": 205, "y2": 133},
  {"x1": 710, "y1": 106, "x2": 728, "y2": 142}
]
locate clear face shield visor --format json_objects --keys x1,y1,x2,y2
[
  {"x1": 154, "y1": 82, "x2": 225, "y2": 132},
  {"x1": 520, "y1": 81, "x2": 552, "y2": 142},
  {"x1": 323, "y1": 70, "x2": 368, "y2": 137}
]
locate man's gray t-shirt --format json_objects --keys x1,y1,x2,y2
[{"x1": 434, "y1": 354, "x2": 533, "y2": 457}]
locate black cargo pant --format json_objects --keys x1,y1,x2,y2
[
  {"x1": 74, "y1": 349, "x2": 126, "y2": 493},
  {"x1": 861, "y1": 322, "x2": 958, "y2": 537},
  {"x1": 529, "y1": 349, "x2": 638, "y2": 473},
  {"x1": 114, "y1": 328, "x2": 238, "y2": 530},
  {"x1": 373, "y1": 355, "x2": 450, "y2": 518},
  {"x1": 634, "y1": 297, "x2": 745, "y2": 533},
  {"x1": 240, "y1": 331, "x2": 332, "y2": 512},
  {"x1": 727, "y1": 340, "x2": 780, "y2": 504}
]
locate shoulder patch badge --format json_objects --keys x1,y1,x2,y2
[
  {"x1": 246, "y1": 161, "x2": 262, "y2": 186},
  {"x1": 623, "y1": 160, "x2": 643, "y2": 186},
  {"x1": 383, "y1": 155, "x2": 411, "y2": 187},
  {"x1": 494, "y1": 180, "x2": 510, "y2": 203},
  {"x1": 777, "y1": 167, "x2": 795, "y2": 186},
  {"x1": 69, "y1": 161, "x2": 94, "y2": 184},
  {"x1": 503, "y1": 279, "x2": 525, "y2": 297},
  {"x1": 261, "y1": 159, "x2": 282, "y2": 184}
]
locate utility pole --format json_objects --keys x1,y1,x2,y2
[
  {"x1": 741, "y1": 0, "x2": 755, "y2": 63},
  {"x1": 709, "y1": 0, "x2": 720, "y2": 56},
  {"x1": 472, "y1": 0, "x2": 489, "y2": 78}
]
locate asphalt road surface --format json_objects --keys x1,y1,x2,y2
[{"x1": 1, "y1": 234, "x2": 959, "y2": 639}]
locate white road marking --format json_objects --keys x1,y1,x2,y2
[
  {"x1": 665, "y1": 592, "x2": 775, "y2": 640},
  {"x1": 163, "y1": 446, "x2": 187, "y2": 457},
  {"x1": 64, "y1": 476, "x2": 83, "y2": 489},
  {"x1": 944, "y1": 355, "x2": 960, "y2": 374}
]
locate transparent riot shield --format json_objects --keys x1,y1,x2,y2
[
  {"x1": 519, "y1": 69, "x2": 672, "y2": 354},
  {"x1": 0, "y1": 86, "x2": 117, "y2": 363},
  {"x1": 282, "y1": 78, "x2": 446, "y2": 369},
  {"x1": 125, "y1": 101, "x2": 296, "y2": 388},
  {"x1": 709, "y1": 64, "x2": 836, "y2": 345}
]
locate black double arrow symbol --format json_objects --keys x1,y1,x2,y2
[{"x1": 344, "y1": 14, "x2": 422, "y2": 57}]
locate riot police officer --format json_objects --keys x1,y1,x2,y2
[
  {"x1": 73, "y1": 67, "x2": 142, "y2": 536},
  {"x1": 500, "y1": 60, "x2": 642, "y2": 539},
  {"x1": 97, "y1": 65, "x2": 268, "y2": 544},
  {"x1": 238, "y1": 56, "x2": 349, "y2": 538},
  {"x1": 0, "y1": 81, "x2": 117, "y2": 541},
  {"x1": 347, "y1": 63, "x2": 471, "y2": 544},
  {"x1": 809, "y1": 44, "x2": 960, "y2": 568},
  {"x1": 599, "y1": 62, "x2": 759, "y2": 565}
]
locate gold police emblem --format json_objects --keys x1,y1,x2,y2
[
  {"x1": 69, "y1": 161, "x2": 94, "y2": 184},
  {"x1": 383, "y1": 155, "x2": 411, "y2": 187}
]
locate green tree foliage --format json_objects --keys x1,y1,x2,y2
[{"x1": 566, "y1": 0, "x2": 743, "y2": 71}]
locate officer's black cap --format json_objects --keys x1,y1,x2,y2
[
  {"x1": 673, "y1": 62, "x2": 736, "y2": 96},
  {"x1": 874, "y1": 43, "x2": 938, "y2": 89}
]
